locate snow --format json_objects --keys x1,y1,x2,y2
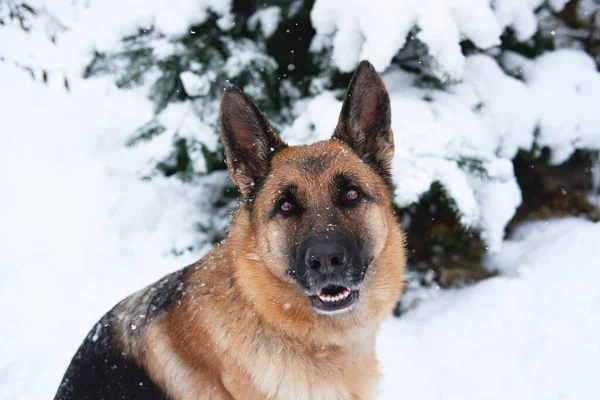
[
  {"x1": 468, "y1": 160, "x2": 522, "y2": 252},
  {"x1": 310, "y1": 0, "x2": 564, "y2": 79},
  {"x1": 549, "y1": 0, "x2": 571, "y2": 12},
  {"x1": 1, "y1": 62, "x2": 599, "y2": 399},
  {"x1": 222, "y1": 38, "x2": 277, "y2": 78},
  {"x1": 180, "y1": 70, "x2": 215, "y2": 97},
  {"x1": 68, "y1": 0, "x2": 233, "y2": 48},
  {"x1": 159, "y1": 104, "x2": 214, "y2": 174},
  {"x1": 0, "y1": 0, "x2": 234, "y2": 76},
  {"x1": 462, "y1": 54, "x2": 537, "y2": 159},
  {"x1": 248, "y1": 6, "x2": 282, "y2": 38},
  {"x1": 503, "y1": 49, "x2": 600, "y2": 164},
  {"x1": 2, "y1": 0, "x2": 600, "y2": 398},
  {"x1": 0, "y1": 63, "x2": 216, "y2": 398},
  {"x1": 282, "y1": 91, "x2": 342, "y2": 145},
  {"x1": 378, "y1": 217, "x2": 600, "y2": 400}
]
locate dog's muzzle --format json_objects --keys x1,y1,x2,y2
[{"x1": 293, "y1": 233, "x2": 364, "y2": 315}]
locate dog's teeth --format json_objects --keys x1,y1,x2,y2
[{"x1": 317, "y1": 288, "x2": 352, "y2": 303}]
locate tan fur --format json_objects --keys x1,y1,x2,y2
[{"x1": 126, "y1": 139, "x2": 406, "y2": 399}]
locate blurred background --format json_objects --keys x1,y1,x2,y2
[{"x1": 1, "y1": 0, "x2": 600, "y2": 399}]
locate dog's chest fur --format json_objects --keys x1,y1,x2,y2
[
  {"x1": 147, "y1": 317, "x2": 377, "y2": 400},
  {"x1": 103, "y1": 252, "x2": 379, "y2": 400},
  {"x1": 211, "y1": 315, "x2": 378, "y2": 400}
]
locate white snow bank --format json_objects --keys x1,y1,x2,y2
[
  {"x1": 0, "y1": 63, "x2": 215, "y2": 399},
  {"x1": 64, "y1": 0, "x2": 233, "y2": 52},
  {"x1": 248, "y1": 6, "x2": 282, "y2": 38},
  {"x1": 504, "y1": 49, "x2": 600, "y2": 164},
  {"x1": 378, "y1": 217, "x2": 600, "y2": 399},
  {"x1": 310, "y1": 0, "x2": 560, "y2": 79},
  {"x1": 0, "y1": 0, "x2": 234, "y2": 75}
]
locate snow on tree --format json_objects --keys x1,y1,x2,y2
[
  {"x1": 4, "y1": 0, "x2": 600, "y2": 283},
  {"x1": 0, "y1": 0, "x2": 84, "y2": 85}
]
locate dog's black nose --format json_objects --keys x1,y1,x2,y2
[{"x1": 305, "y1": 242, "x2": 348, "y2": 274}]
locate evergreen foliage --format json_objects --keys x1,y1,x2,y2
[
  {"x1": 6, "y1": 0, "x2": 599, "y2": 283},
  {"x1": 79, "y1": 0, "x2": 600, "y2": 257}
]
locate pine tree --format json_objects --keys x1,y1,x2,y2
[
  {"x1": 0, "y1": 0, "x2": 71, "y2": 86},
  {"x1": 78, "y1": 0, "x2": 600, "y2": 300}
]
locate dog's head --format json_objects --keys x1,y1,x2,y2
[{"x1": 220, "y1": 61, "x2": 404, "y2": 320}]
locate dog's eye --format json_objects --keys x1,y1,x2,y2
[
  {"x1": 344, "y1": 188, "x2": 360, "y2": 202},
  {"x1": 279, "y1": 200, "x2": 294, "y2": 214}
]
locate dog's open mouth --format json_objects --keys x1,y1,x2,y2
[{"x1": 310, "y1": 285, "x2": 358, "y2": 315}]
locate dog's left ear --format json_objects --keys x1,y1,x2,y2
[
  {"x1": 219, "y1": 85, "x2": 287, "y2": 198},
  {"x1": 333, "y1": 60, "x2": 394, "y2": 184}
]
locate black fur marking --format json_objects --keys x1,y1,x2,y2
[
  {"x1": 54, "y1": 315, "x2": 170, "y2": 400},
  {"x1": 54, "y1": 266, "x2": 192, "y2": 399},
  {"x1": 297, "y1": 155, "x2": 330, "y2": 175},
  {"x1": 139, "y1": 266, "x2": 190, "y2": 327}
]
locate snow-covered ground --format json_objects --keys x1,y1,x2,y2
[
  {"x1": 0, "y1": 63, "x2": 204, "y2": 398},
  {"x1": 378, "y1": 217, "x2": 600, "y2": 399},
  {"x1": 1, "y1": 56, "x2": 600, "y2": 400}
]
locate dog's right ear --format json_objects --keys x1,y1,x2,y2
[
  {"x1": 219, "y1": 85, "x2": 287, "y2": 198},
  {"x1": 332, "y1": 60, "x2": 394, "y2": 187}
]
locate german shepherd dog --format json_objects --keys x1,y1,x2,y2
[{"x1": 55, "y1": 60, "x2": 406, "y2": 400}]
